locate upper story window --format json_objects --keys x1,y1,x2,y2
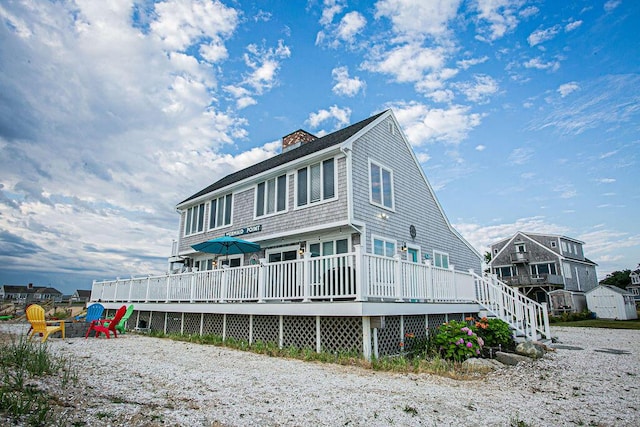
[
  {"x1": 209, "y1": 194, "x2": 232, "y2": 229},
  {"x1": 434, "y1": 251, "x2": 449, "y2": 269},
  {"x1": 256, "y1": 174, "x2": 287, "y2": 217},
  {"x1": 297, "y1": 158, "x2": 335, "y2": 207},
  {"x1": 373, "y1": 236, "x2": 396, "y2": 257},
  {"x1": 370, "y1": 160, "x2": 394, "y2": 209},
  {"x1": 184, "y1": 203, "x2": 206, "y2": 236},
  {"x1": 515, "y1": 243, "x2": 526, "y2": 253},
  {"x1": 560, "y1": 241, "x2": 567, "y2": 252}
]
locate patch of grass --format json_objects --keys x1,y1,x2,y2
[
  {"x1": 0, "y1": 333, "x2": 78, "y2": 425},
  {"x1": 552, "y1": 319, "x2": 640, "y2": 329},
  {"x1": 403, "y1": 405, "x2": 418, "y2": 416}
]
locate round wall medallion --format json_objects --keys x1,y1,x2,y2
[{"x1": 409, "y1": 225, "x2": 416, "y2": 239}]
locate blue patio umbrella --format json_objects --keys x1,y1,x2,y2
[{"x1": 191, "y1": 236, "x2": 260, "y2": 257}]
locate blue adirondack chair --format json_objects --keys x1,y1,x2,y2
[{"x1": 76, "y1": 303, "x2": 104, "y2": 322}]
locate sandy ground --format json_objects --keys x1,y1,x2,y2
[{"x1": 1, "y1": 323, "x2": 638, "y2": 426}]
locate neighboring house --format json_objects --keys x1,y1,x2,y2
[
  {"x1": 488, "y1": 232, "x2": 598, "y2": 305},
  {"x1": 627, "y1": 268, "x2": 640, "y2": 302},
  {"x1": 586, "y1": 285, "x2": 638, "y2": 320},
  {"x1": 0, "y1": 283, "x2": 63, "y2": 302},
  {"x1": 91, "y1": 110, "x2": 551, "y2": 358},
  {"x1": 71, "y1": 289, "x2": 92, "y2": 303}
]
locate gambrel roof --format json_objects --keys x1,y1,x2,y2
[{"x1": 179, "y1": 111, "x2": 386, "y2": 206}]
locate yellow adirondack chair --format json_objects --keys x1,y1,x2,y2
[{"x1": 26, "y1": 304, "x2": 65, "y2": 343}]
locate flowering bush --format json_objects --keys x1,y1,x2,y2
[
  {"x1": 433, "y1": 320, "x2": 483, "y2": 361},
  {"x1": 469, "y1": 317, "x2": 514, "y2": 349}
]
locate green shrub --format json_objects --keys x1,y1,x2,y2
[
  {"x1": 472, "y1": 317, "x2": 514, "y2": 348},
  {"x1": 432, "y1": 320, "x2": 483, "y2": 361}
]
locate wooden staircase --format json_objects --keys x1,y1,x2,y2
[{"x1": 473, "y1": 273, "x2": 551, "y2": 342}]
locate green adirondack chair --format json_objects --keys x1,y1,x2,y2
[{"x1": 115, "y1": 304, "x2": 134, "y2": 334}]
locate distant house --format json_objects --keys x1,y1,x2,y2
[
  {"x1": 488, "y1": 232, "x2": 598, "y2": 306},
  {"x1": 71, "y1": 289, "x2": 92, "y2": 303},
  {"x1": 0, "y1": 283, "x2": 63, "y2": 302},
  {"x1": 627, "y1": 268, "x2": 640, "y2": 302},
  {"x1": 586, "y1": 285, "x2": 637, "y2": 320}
]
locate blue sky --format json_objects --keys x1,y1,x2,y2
[{"x1": 1, "y1": 0, "x2": 638, "y2": 294}]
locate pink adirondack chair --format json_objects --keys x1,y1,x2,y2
[{"x1": 85, "y1": 305, "x2": 127, "y2": 339}]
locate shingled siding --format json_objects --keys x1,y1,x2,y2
[
  {"x1": 350, "y1": 116, "x2": 481, "y2": 273},
  {"x1": 178, "y1": 155, "x2": 349, "y2": 254}
]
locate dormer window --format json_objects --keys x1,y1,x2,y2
[{"x1": 515, "y1": 243, "x2": 526, "y2": 253}]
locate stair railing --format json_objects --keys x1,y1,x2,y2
[{"x1": 473, "y1": 273, "x2": 550, "y2": 341}]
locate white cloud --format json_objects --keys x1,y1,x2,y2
[
  {"x1": 558, "y1": 82, "x2": 580, "y2": 97},
  {"x1": 336, "y1": 11, "x2": 366, "y2": 42},
  {"x1": 374, "y1": 0, "x2": 461, "y2": 39},
  {"x1": 306, "y1": 105, "x2": 352, "y2": 130},
  {"x1": 242, "y1": 40, "x2": 291, "y2": 94},
  {"x1": 553, "y1": 184, "x2": 577, "y2": 199},
  {"x1": 319, "y1": 0, "x2": 345, "y2": 25},
  {"x1": 519, "y1": 6, "x2": 539, "y2": 18},
  {"x1": 455, "y1": 74, "x2": 499, "y2": 103},
  {"x1": 475, "y1": 145, "x2": 486, "y2": 151},
  {"x1": 524, "y1": 57, "x2": 560, "y2": 71},
  {"x1": 474, "y1": 0, "x2": 523, "y2": 41},
  {"x1": 565, "y1": 20, "x2": 582, "y2": 32},
  {"x1": 604, "y1": 1, "x2": 622, "y2": 13},
  {"x1": 362, "y1": 43, "x2": 447, "y2": 83},
  {"x1": 457, "y1": 56, "x2": 489, "y2": 70},
  {"x1": 331, "y1": 66, "x2": 366, "y2": 97},
  {"x1": 389, "y1": 101, "x2": 483, "y2": 146},
  {"x1": 508, "y1": 147, "x2": 533, "y2": 165},
  {"x1": 527, "y1": 25, "x2": 560, "y2": 47},
  {"x1": 597, "y1": 178, "x2": 616, "y2": 184}
]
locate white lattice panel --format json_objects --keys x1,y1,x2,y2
[
  {"x1": 375, "y1": 315, "x2": 401, "y2": 357},
  {"x1": 202, "y1": 313, "x2": 224, "y2": 336},
  {"x1": 165, "y1": 312, "x2": 182, "y2": 334},
  {"x1": 150, "y1": 312, "x2": 166, "y2": 332},
  {"x1": 283, "y1": 316, "x2": 315, "y2": 349},
  {"x1": 320, "y1": 317, "x2": 361, "y2": 353},
  {"x1": 428, "y1": 314, "x2": 447, "y2": 332},
  {"x1": 183, "y1": 313, "x2": 201, "y2": 335},
  {"x1": 226, "y1": 314, "x2": 250, "y2": 341},
  {"x1": 252, "y1": 315, "x2": 279, "y2": 344}
]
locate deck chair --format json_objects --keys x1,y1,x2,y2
[
  {"x1": 83, "y1": 303, "x2": 105, "y2": 322},
  {"x1": 115, "y1": 304, "x2": 134, "y2": 334},
  {"x1": 26, "y1": 304, "x2": 65, "y2": 343},
  {"x1": 85, "y1": 305, "x2": 127, "y2": 339}
]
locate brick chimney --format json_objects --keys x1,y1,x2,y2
[{"x1": 282, "y1": 129, "x2": 317, "y2": 153}]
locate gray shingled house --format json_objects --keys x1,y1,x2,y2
[{"x1": 92, "y1": 110, "x2": 550, "y2": 358}]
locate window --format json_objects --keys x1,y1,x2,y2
[
  {"x1": 256, "y1": 174, "x2": 287, "y2": 217},
  {"x1": 561, "y1": 241, "x2": 567, "y2": 252},
  {"x1": 373, "y1": 237, "x2": 396, "y2": 257},
  {"x1": 563, "y1": 263, "x2": 572, "y2": 278},
  {"x1": 497, "y1": 266, "x2": 513, "y2": 277},
  {"x1": 209, "y1": 194, "x2": 232, "y2": 229},
  {"x1": 515, "y1": 243, "x2": 526, "y2": 253},
  {"x1": 309, "y1": 238, "x2": 349, "y2": 257},
  {"x1": 297, "y1": 159, "x2": 335, "y2": 207},
  {"x1": 434, "y1": 251, "x2": 449, "y2": 269},
  {"x1": 370, "y1": 161, "x2": 394, "y2": 209},
  {"x1": 531, "y1": 263, "x2": 557, "y2": 276},
  {"x1": 550, "y1": 241, "x2": 557, "y2": 248},
  {"x1": 493, "y1": 248, "x2": 498, "y2": 255},
  {"x1": 184, "y1": 203, "x2": 206, "y2": 236}
]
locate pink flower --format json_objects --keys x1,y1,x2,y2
[
  {"x1": 467, "y1": 329, "x2": 473, "y2": 336},
  {"x1": 466, "y1": 342, "x2": 473, "y2": 348},
  {"x1": 477, "y1": 337, "x2": 484, "y2": 347}
]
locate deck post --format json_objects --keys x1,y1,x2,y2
[
  {"x1": 190, "y1": 272, "x2": 196, "y2": 303},
  {"x1": 542, "y1": 305, "x2": 550, "y2": 339},
  {"x1": 127, "y1": 279, "x2": 133, "y2": 303},
  {"x1": 165, "y1": 275, "x2": 170, "y2": 303},
  {"x1": 450, "y1": 264, "x2": 456, "y2": 300},
  {"x1": 354, "y1": 245, "x2": 366, "y2": 302},
  {"x1": 394, "y1": 255, "x2": 403, "y2": 302},
  {"x1": 257, "y1": 258, "x2": 266, "y2": 303},
  {"x1": 303, "y1": 252, "x2": 311, "y2": 303},
  {"x1": 362, "y1": 317, "x2": 372, "y2": 361},
  {"x1": 220, "y1": 267, "x2": 228, "y2": 303},
  {"x1": 114, "y1": 278, "x2": 119, "y2": 303}
]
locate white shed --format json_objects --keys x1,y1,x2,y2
[{"x1": 586, "y1": 285, "x2": 638, "y2": 320}]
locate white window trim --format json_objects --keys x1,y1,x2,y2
[
  {"x1": 254, "y1": 174, "x2": 289, "y2": 219},
  {"x1": 371, "y1": 234, "x2": 396, "y2": 257},
  {"x1": 307, "y1": 236, "x2": 352, "y2": 256},
  {"x1": 433, "y1": 250, "x2": 450, "y2": 269},
  {"x1": 208, "y1": 194, "x2": 234, "y2": 231},
  {"x1": 218, "y1": 254, "x2": 244, "y2": 268},
  {"x1": 184, "y1": 203, "x2": 206, "y2": 237},
  {"x1": 368, "y1": 158, "x2": 395, "y2": 211},
  {"x1": 265, "y1": 244, "x2": 302, "y2": 261},
  {"x1": 294, "y1": 157, "x2": 338, "y2": 210}
]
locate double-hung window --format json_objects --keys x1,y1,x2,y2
[
  {"x1": 373, "y1": 237, "x2": 396, "y2": 257},
  {"x1": 370, "y1": 160, "x2": 394, "y2": 209},
  {"x1": 209, "y1": 194, "x2": 232, "y2": 229},
  {"x1": 256, "y1": 174, "x2": 287, "y2": 217},
  {"x1": 433, "y1": 251, "x2": 449, "y2": 269},
  {"x1": 184, "y1": 203, "x2": 205, "y2": 236},
  {"x1": 297, "y1": 158, "x2": 335, "y2": 207}
]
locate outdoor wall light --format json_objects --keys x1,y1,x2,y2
[
  {"x1": 377, "y1": 213, "x2": 389, "y2": 220},
  {"x1": 298, "y1": 244, "x2": 305, "y2": 255},
  {"x1": 401, "y1": 242, "x2": 407, "y2": 252}
]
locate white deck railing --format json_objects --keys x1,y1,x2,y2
[
  {"x1": 91, "y1": 246, "x2": 475, "y2": 304},
  {"x1": 91, "y1": 245, "x2": 549, "y2": 340}
]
